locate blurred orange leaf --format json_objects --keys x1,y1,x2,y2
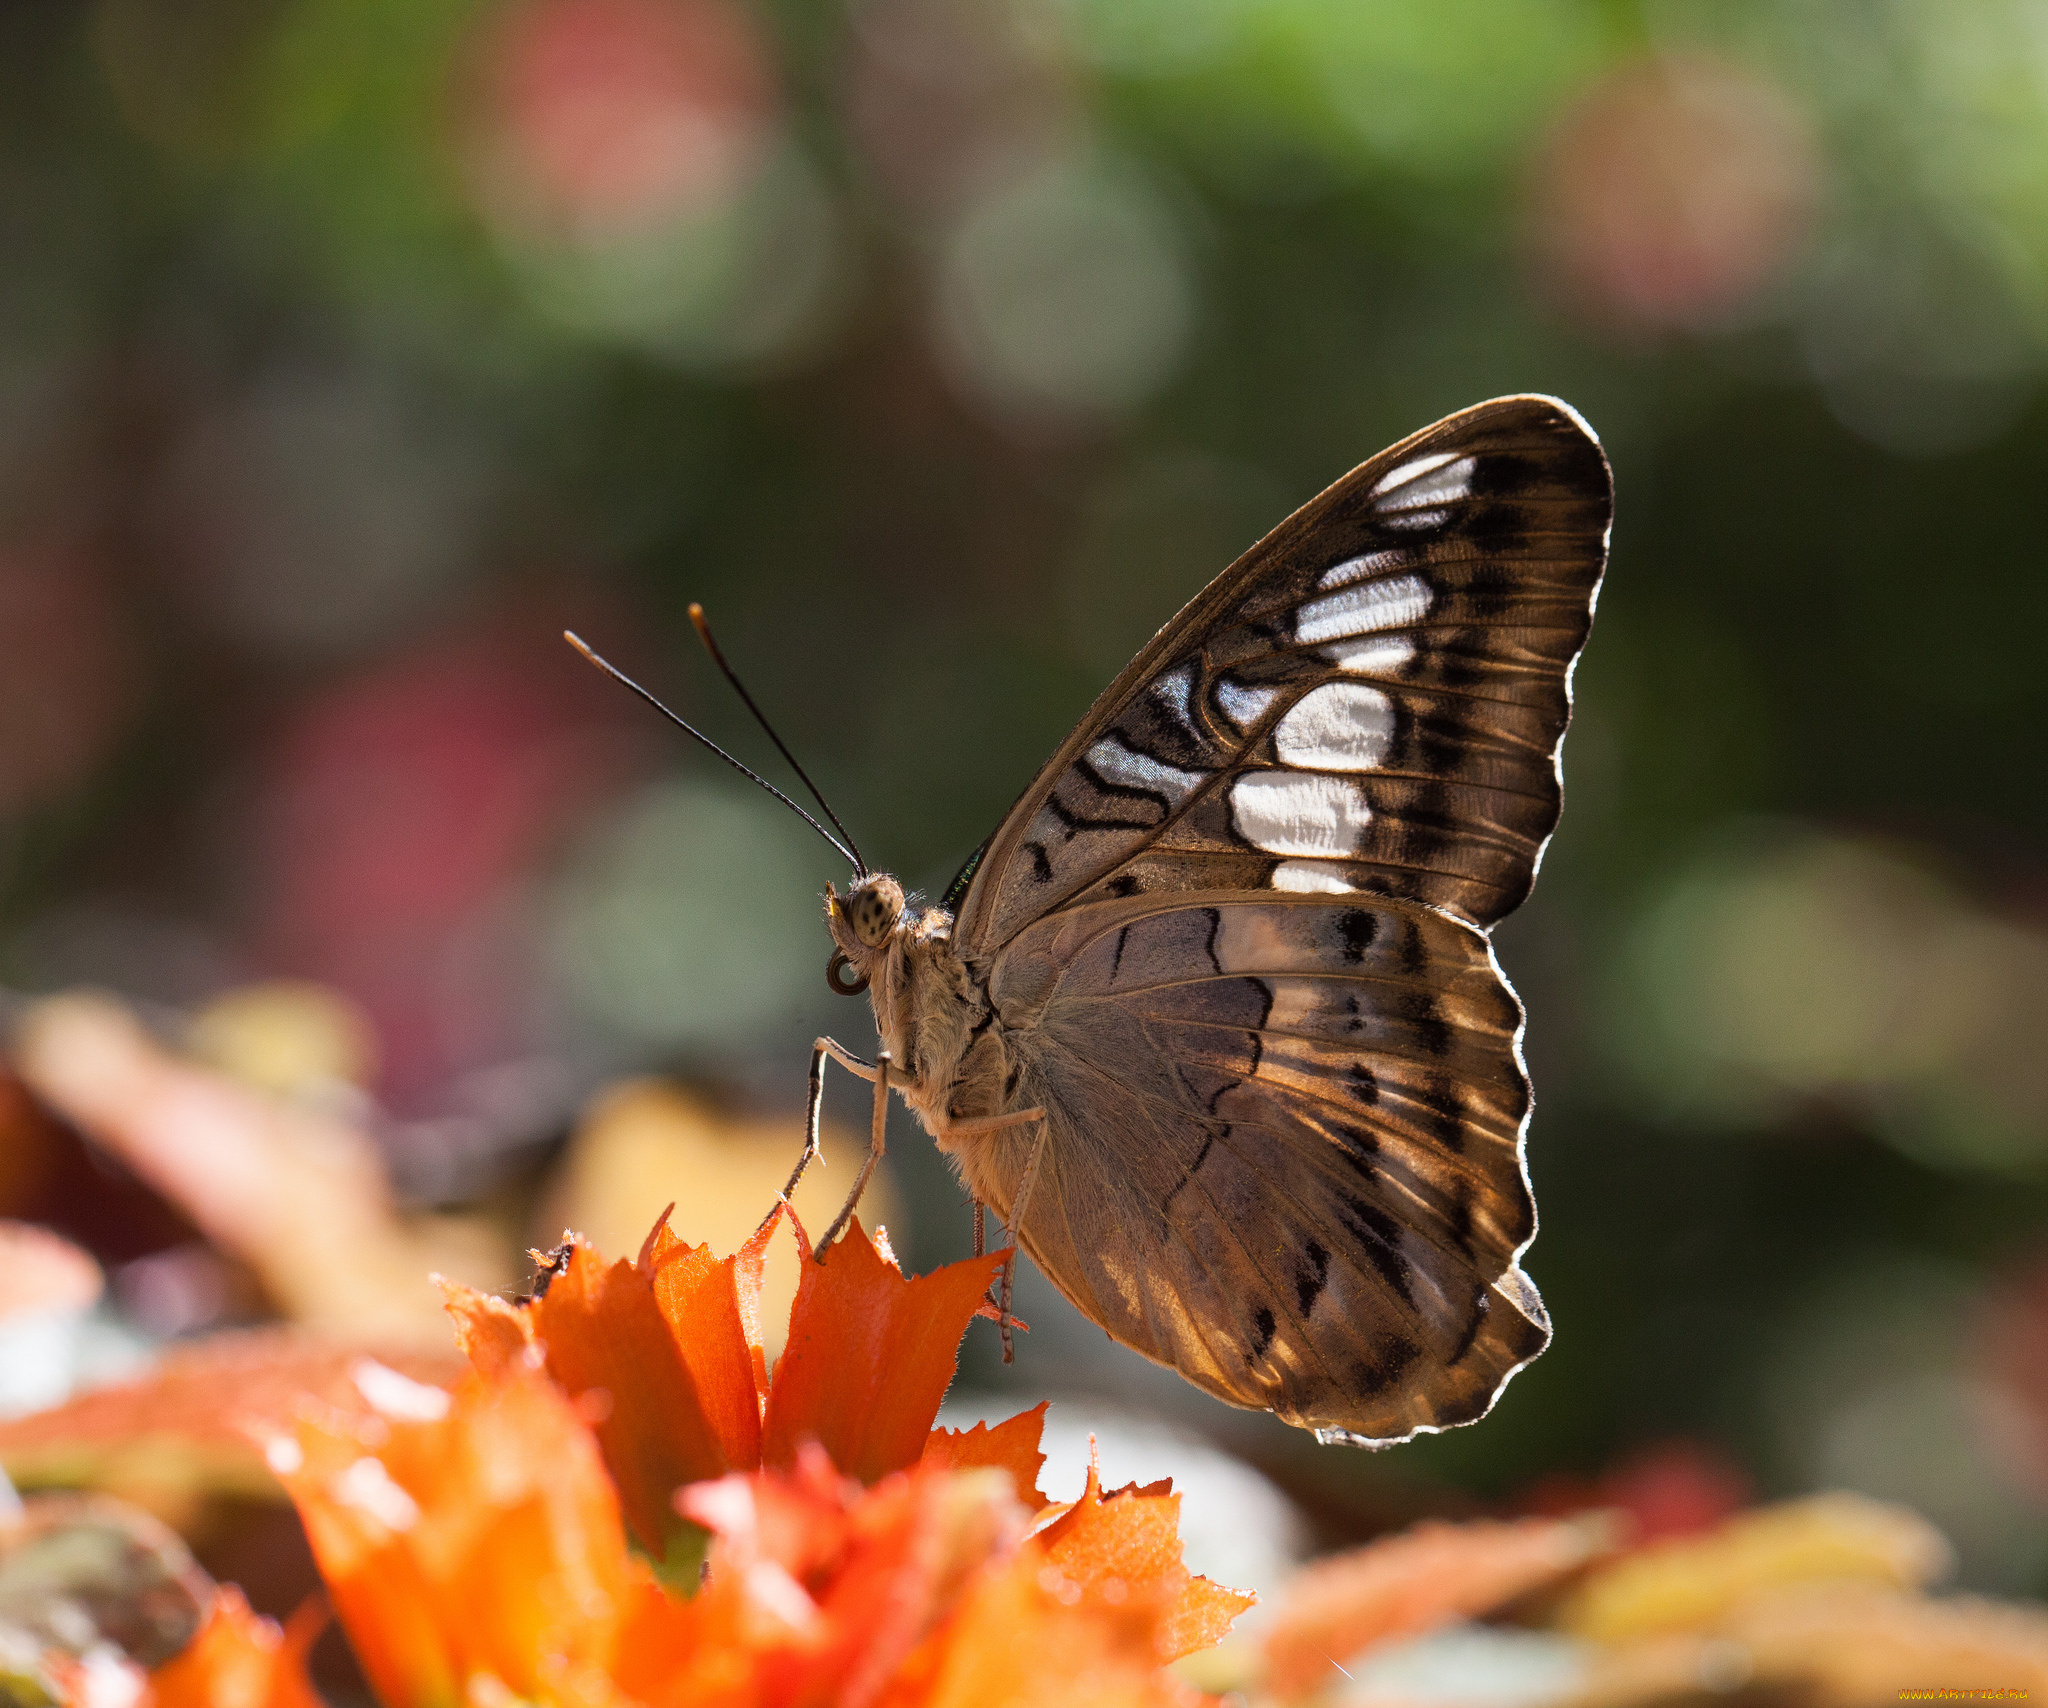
[
  {"x1": 0, "y1": 1330, "x2": 458, "y2": 1492},
  {"x1": 921, "y1": 1402, "x2": 1050, "y2": 1511},
  {"x1": 1263, "y1": 1514, "x2": 1611, "y2": 1696},
  {"x1": 761, "y1": 1218, "x2": 1006, "y2": 1486},
  {"x1": 147, "y1": 1586, "x2": 328, "y2": 1708}
]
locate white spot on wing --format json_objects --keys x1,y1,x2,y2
[
  {"x1": 1153, "y1": 662, "x2": 1197, "y2": 732},
  {"x1": 1229, "y1": 771, "x2": 1372, "y2": 857},
  {"x1": 1271, "y1": 859, "x2": 1354, "y2": 893},
  {"x1": 1373, "y1": 452, "x2": 1475, "y2": 507},
  {"x1": 1295, "y1": 572, "x2": 1433, "y2": 643},
  {"x1": 1086, "y1": 734, "x2": 1204, "y2": 803},
  {"x1": 1327, "y1": 635, "x2": 1415, "y2": 675},
  {"x1": 1318, "y1": 549, "x2": 1409, "y2": 591},
  {"x1": 1213, "y1": 676, "x2": 1277, "y2": 730},
  {"x1": 1275, "y1": 682, "x2": 1396, "y2": 771}
]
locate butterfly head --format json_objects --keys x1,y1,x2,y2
[{"x1": 824, "y1": 875, "x2": 907, "y2": 994}]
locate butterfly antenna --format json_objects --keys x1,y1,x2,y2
[
  {"x1": 563, "y1": 632, "x2": 861, "y2": 872},
  {"x1": 687, "y1": 602, "x2": 867, "y2": 877}
]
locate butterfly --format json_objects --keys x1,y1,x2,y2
[{"x1": 574, "y1": 394, "x2": 1611, "y2": 1446}]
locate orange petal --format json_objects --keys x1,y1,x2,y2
[
  {"x1": 1262, "y1": 1514, "x2": 1612, "y2": 1696},
  {"x1": 269, "y1": 1364, "x2": 642, "y2": 1708},
  {"x1": 610, "y1": 1572, "x2": 746, "y2": 1708},
  {"x1": 1038, "y1": 1462, "x2": 1253, "y2": 1664},
  {"x1": 671, "y1": 1454, "x2": 1032, "y2": 1708},
  {"x1": 148, "y1": 1587, "x2": 328, "y2": 1708},
  {"x1": 523, "y1": 1236, "x2": 741, "y2": 1552},
  {"x1": 730, "y1": 1206, "x2": 779, "y2": 1411},
  {"x1": 642, "y1": 1208, "x2": 770, "y2": 1465},
  {"x1": 921, "y1": 1403, "x2": 1051, "y2": 1510},
  {"x1": 443, "y1": 1215, "x2": 776, "y2": 1547},
  {"x1": 438, "y1": 1277, "x2": 534, "y2": 1378},
  {"x1": 890, "y1": 1530, "x2": 1199, "y2": 1708},
  {"x1": 762, "y1": 1219, "x2": 1007, "y2": 1485}
]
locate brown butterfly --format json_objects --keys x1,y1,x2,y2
[{"x1": 573, "y1": 394, "x2": 1611, "y2": 1446}]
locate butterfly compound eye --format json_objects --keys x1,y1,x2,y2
[{"x1": 846, "y1": 877, "x2": 904, "y2": 947}]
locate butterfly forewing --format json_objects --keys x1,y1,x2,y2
[
  {"x1": 954, "y1": 396, "x2": 1610, "y2": 950},
  {"x1": 950, "y1": 396, "x2": 1609, "y2": 1442}
]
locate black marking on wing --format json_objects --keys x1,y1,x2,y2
[
  {"x1": 1294, "y1": 1237, "x2": 1332, "y2": 1317},
  {"x1": 1340, "y1": 1194, "x2": 1416, "y2": 1305},
  {"x1": 1162, "y1": 1129, "x2": 1218, "y2": 1218},
  {"x1": 1337, "y1": 909, "x2": 1377, "y2": 963},
  {"x1": 1249, "y1": 1305, "x2": 1277, "y2": 1362},
  {"x1": 1074, "y1": 752, "x2": 1179, "y2": 821}
]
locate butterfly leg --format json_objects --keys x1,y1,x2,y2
[
  {"x1": 934, "y1": 1107, "x2": 1047, "y2": 1323},
  {"x1": 760, "y1": 1036, "x2": 877, "y2": 1234},
  {"x1": 815, "y1": 1051, "x2": 890, "y2": 1262},
  {"x1": 997, "y1": 1116, "x2": 1051, "y2": 1365}
]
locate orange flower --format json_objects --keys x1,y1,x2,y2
[
  {"x1": 252, "y1": 1208, "x2": 1248, "y2": 1708},
  {"x1": 440, "y1": 1209, "x2": 1047, "y2": 1551}
]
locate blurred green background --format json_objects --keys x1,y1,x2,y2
[{"x1": 2, "y1": 0, "x2": 2046, "y2": 1597}]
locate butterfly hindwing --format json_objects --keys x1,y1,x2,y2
[
  {"x1": 987, "y1": 891, "x2": 1550, "y2": 1440},
  {"x1": 954, "y1": 396, "x2": 1610, "y2": 953}
]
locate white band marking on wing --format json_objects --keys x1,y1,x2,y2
[
  {"x1": 1271, "y1": 859, "x2": 1355, "y2": 893},
  {"x1": 1213, "y1": 676, "x2": 1278, "y2": 730},
  {"x1": 1372, "y1": 452, "x2": 1475, "y2": 507},
  {"x1": 1295, "y1": 572, "x2": 1433, "y2": 644},
  {"x1": 1085, "y1": 733, "x2": 1205, "y2": 803},
  {"x1": 1327, "y1": 635, "x2": 1415, "y2": 674},
  {"x1": 1153, "y1": 661, "x2": 1197, "y2": 732},
  {"x1": 1318, "y1": 549, "x2": 1410, "y2": 590},
  {"x1": 1275, "y1": 681, "x2": 1396, "y2": 771},
  {"x1": 1229, "y1": 771, "x2": 1372, "y2": 857}
]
